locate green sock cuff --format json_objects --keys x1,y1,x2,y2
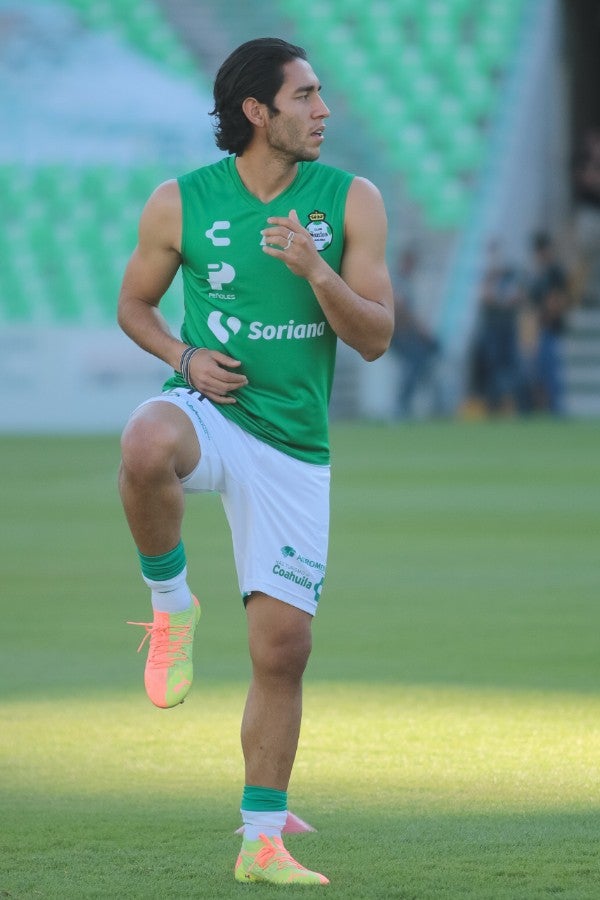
[
  {"x1": 138, "y1": 541, "x2": 186, "y2": 582},
  {"x1": 241, "y1": 785, "x2": 288, "y2": 812}
]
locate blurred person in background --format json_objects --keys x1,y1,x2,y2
[
  {"x1": 525, "y1": 231, "x2": 572, "y2": 415},
  {"x1": 391, "y1": 245, "x2": 440, "y2": 418},
  {"x1": 474, "y1": 239, "x2": 524, "y2": 415},
  {"x1": 572, "y1": 127, "x2": 600, "y2": 307},
  {"x1": 117, "y1": 37, "x2": 393, "y2": 887}
]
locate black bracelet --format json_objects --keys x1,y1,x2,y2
[{"x1": 179, "y1": 346, "x2": 200, "y2": 386}]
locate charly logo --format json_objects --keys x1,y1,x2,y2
[
  {"x1": 207, "y1": 262, "x2": 236, "y2": 291},
  {"x1": 205, "y1": 221, "x2": 231, "y2": 247},
  {"x1": 281, "y1": 546, "x2": 296, "y2": 558},
  {"x1": 306, "y1": 210, "x2": 333, "y2": 251},
  {"x1": 207, "y1": 310, "x2": 241, "y2": 343}
]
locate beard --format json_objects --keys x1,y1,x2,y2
[{"x1": 265, "y1": 112, "x2": 321, "y2": 163}]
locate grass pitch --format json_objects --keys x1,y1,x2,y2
[{"x1": 1, "y1": 419, "x2": 599, "y2": 898}]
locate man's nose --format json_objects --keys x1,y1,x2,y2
[{"x1": 314, "y1": 95, "x2": 330, "y2": 118}]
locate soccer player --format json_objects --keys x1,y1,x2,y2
[{"x1": 117, "y1": 37, "x2": 393, "y2": 886}]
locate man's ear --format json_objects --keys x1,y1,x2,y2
[{"x1": 241, "y1": 97, "x2": 267, "y2": 128}]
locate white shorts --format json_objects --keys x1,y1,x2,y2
[{"x1": 136, "y1": 388, "x2": 330, "y2": 616}]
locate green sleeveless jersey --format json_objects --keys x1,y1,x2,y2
[{"x1": 163, "y1": 155, "x2": 354, "y2": 464}]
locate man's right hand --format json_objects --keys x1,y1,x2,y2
[{"x1": 187, "y1": 349, "x2": 248, "y2": 403}]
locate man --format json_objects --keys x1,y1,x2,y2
[
  {"x1": 391, "y1": 245, "x2": 440, "y2": 418},
  {"x1": 118, "y1": 37, "x2": 393, "y2": 886},
  {"x1": 475, "y1": 239, "x2": 523, "y2": 414},
  {"x1": 527, "y1": 231, "x2": 570, "y2": 414}
]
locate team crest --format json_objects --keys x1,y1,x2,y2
[{"x1": 306, "y1": 210, "x2": 333, "y2": 251}]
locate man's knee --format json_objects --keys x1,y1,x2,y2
[
  {"x1": 248, "y1": 597, "x2": 313, "y2": 682},
  {"x1": 256, "y1": 634, "x2": 311, "y2": 682},
  {"x1": 120, "y1": 404, "x2": 199, "y2": 481},
  {"x1": 121, "y1": 411, "x2": 177, "y2": 479}
]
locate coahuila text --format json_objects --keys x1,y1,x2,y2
[
  {"x1": 249, "y1": 320, "x2": 326, "y2": 341},
  {"x1": 273, "y1": 563, "x2": 313, "y2": 590}
]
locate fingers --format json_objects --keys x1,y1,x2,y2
[
  {"x1": 205, "y1": 392, "x2": 239, "y2": 405},
  {"x1": 261, "y1": 226, "x2": 297, "y2": 252},
  {"x1": 187, "y1": 348, "x2": 248, "y2": 403},
  {"x1": 265, "y1": 210, "x2": 297, "y2": 229},
  {"x1": 210, "y1": 350, "x2": 243, "y2": 368},
  {"x1": 262, "y1": 210, "x2": 301, "y2": 252},
  {"x1": 261, "y1": 216, "x2": 322, "y2": 281},
  {"x1": 261, "y1": 219, "x2": 305, "y2": 260}
]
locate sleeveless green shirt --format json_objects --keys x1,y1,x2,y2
[{"x1": 163, "y1": 155, "x2": 354, "y2": 464}]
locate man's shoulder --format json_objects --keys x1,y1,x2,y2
[
  {"x1": 301, "y1": 160, "x2": 354, "y2": 183},
  {"x1": 178, "y1": 155, "x2": 230, "y2": 186},
  {"x1": 304, "y1": 165, "x2": 384, "y2": 209},
  {"x1": 297, "y1": 163, "x2": 355, "y2": 211}
]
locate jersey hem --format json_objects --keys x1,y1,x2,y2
[{"x1": 160, "y1": 380, "x2": 330, "y2": 466}]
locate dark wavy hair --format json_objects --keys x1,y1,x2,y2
[{"x1": 211, "y1": 37, "x2": 307, "y2": 156}]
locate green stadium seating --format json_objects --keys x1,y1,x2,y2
[
  {"x1": 0, "y1": 0, "x2": 204, "y2": 326},
  {"x1": 0, "y1": 0, "x2": 526, "y2": 328},
  {"x1": 0, "y1": 163, "x2": 184, "y2": 326},
  {"x1": 0, "y1": 249, "x2": 33, "y2": 322},
  {"x1": 63, "y1": 0, "x2": 200, "y2": 78},
  {"x1": 279, "y1": 0, "x2": 524, "y2": 229}
]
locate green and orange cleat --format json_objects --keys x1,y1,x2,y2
[
  {"x1": 128, "y1": 597, "x2": 200, "y2": 708},
  {"x1": 235, "y1": 834, "x2": 329, "y2": 886}
]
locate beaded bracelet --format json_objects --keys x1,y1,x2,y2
[{"x1": 179, "y1": 345, "x2": 201, "y2": 386}]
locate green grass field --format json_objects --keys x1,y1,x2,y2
[{"x1": 1, "y1": 420, "x2": 599, "y2": 899}]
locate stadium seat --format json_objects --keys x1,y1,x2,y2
[
  {"x1": 440, "y1": 123, "x2": 485, "y2": 173},
  {"x1": 389, "y1": 122, "x2": 431, "y2": 172},
  {"x1": 0, "y1": 255, "x2": 33, "y2": 321},
  {"x1": 422, "y1": 24, "x2": 458, "y2": 69},
  {"x1": 424, "y1": 177, "x2": 471, "y2": 229},
  {"x1": 378, "y1": 95, "x2": 413, "y2": 143},
  {"x1": 329, "y1": 0, "x2": 365, "y2": 18},
  {"x1": 408, "y1": 72, "x2": 442, "y2": 116},
  {"x1": 429, "y1": 94, "x2": 467, "y2": 144},
  {"x1": 388, "y1": 44, "x2": 426, "y2": 87},
  {"x1": 404, "y1": 151, "x2": 448, "y2": 204}
]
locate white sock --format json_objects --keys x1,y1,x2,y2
[
  {"x1": 241, "y1": 808, "x2": 287, "y2": 842},
  {"x1": 142, "y1": 568, "x2": 192, "y2": 613}
]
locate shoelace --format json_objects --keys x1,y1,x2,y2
[{"x1": 127, "y1": 619, "x2": 193, "y2": 668}]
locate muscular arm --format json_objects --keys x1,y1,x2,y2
[
  {"x1": 117, "y1": 180, "x2": 247, "y2": 402},
  {"x1": 117, "y1": 180, "x2": 186, "y2": 371},
  {"x1": 262, "y1": 177, "x2": 394, "y2": 361}
]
